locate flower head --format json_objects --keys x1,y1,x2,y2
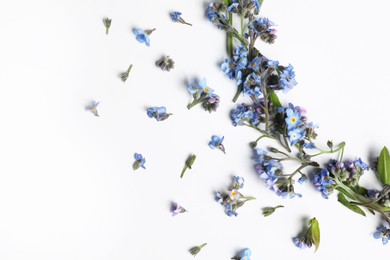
[
  {"x1": 373, "y1": 225, "x2": 390, "y2": 245},
  {"x1": 288, "y1": 128, "x2": 305, "y2": 146},
  {"x1": 147, "y1": 106, "x2": 172, "y2": 121},
  {"x1": 280, "y1": 64, "x2": 297, "y2": 93},
  {"x1": 133, "y1": 28, "x2": 155, "y2": 46},
  {"x1": 208, "y1": 135, "x2": 225, "y2": 154},
  {"x1": 285, "y1": 108, "x2": 302, "y2": 130},
  {"x1": 103, "y1": 17, "x2": 112, "y2": 35},
  {"x1": 312, "y1": 168, "x2": 335, "y2": 199},
  {"x1": 133, "y1": 153, "x2": 146, "y2": 170},
  {"x1": 85, "y1": 100, "x2": 100, "y2": 117},
  {"x1": 170, "y1": 11, "x2": 192, "y2": 26},
  {"x1": 232, "y1": 248, "x2": 252, "y2": 260}
]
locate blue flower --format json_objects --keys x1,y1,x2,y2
[
  {"x1": 288, "y1": 128, "x2": 305, "y2": 146},
  {"x1": 133, "y1": 153, "x2": 146, "y2": 170},
  {"x1": 281, "y1": 185, "x2": 302, "y2": 199},
  {"x1": 267, "y1": 59, "x2": 279, "y2": 68},
  {"x1": 170, "y1": 11, "x2": 182, "y2": 22},
  {"x1": 353, "y1": 158, "x2": 369, "y2": 170},
  {"x1": 133, "y1": 28, "x2": 155, "y2": 46},
  {"x1": 225, "y1": 204, "x2": 238, "y2": 217},
  {"x1": 280, "y1": 64, "x2": 297, "y2": 93},
  {"x1": 293, "y1": 237, "x2": 310, "y2": 249},
  {"x1": 188, "y1": 82, "x2": 203, "y2": 95},
  {"x1": 85, "y1": 100, "x2": 100, "y2": 117},
  {"x1": 199, "y1": 78, "x2": 214, "y2": 97},
  {"x1": 247, "y1": 57, "x2": 262, "y2": 71},
  {"x1": 227, "y1": 2, "x2": 239, "y2": 13},
  {"x1": 285, "y1": 108, "x2": 302, "y2": 130},
  {"x1": 147, "y1": 106, "x2": 171, "y2": 121},
  {"x1": 312, "y1": 168, "x2": 335, "y2": 199},
  {"x1": 209, "y1": 135, "x2": 225, "y2": 154},
  {"x1": 232, "y1": 176, "x2": 245, "y2": 189},
  {"x1": 373, "y1": 225, "x2": 390, "y2": 245},
  {"x1": 366, "y1": 189, "x2": 380, "y2": 200},
  {"x1": 298, "y1": 174, "x2": 308, "y2": 184},
  {"x1": 236, "y1": 248, "x2": 252, "y2": 260}
]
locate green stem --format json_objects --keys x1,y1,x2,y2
[
  {"x1": 180, "y1": 165, "x2": 188, "y2": 178},
  {"x1": 187, "y1": 98, "x2": 205, "y2": 110},
  {"x1": 240, "y1": 14, "x2": 245, "y2": 37},
  {"x1": 309, "y1": 142, "x2": 346, "y2": 158},
  {"x1": 232, "y1": 84, "x2": 243, "y2": 102}
]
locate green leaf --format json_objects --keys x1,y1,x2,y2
[
  {"x1": 269, "y1": 90, "x2": 282, "y2": 107},
  {"x1": 335, "y1": 187, "x2": 355, "y2": 199},
  {"x1": 337, "y1": 193, "x2": 366, "y2": 217},
  {"x1": 378, "y1": 146, "x2": 390, "y2": 185},
  {"x1": 308, "y1": 217, "x2": 320, "y2": 252}
]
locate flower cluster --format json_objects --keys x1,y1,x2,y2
[
  {"x1": 170, "y1": 11, "x2": 192, "y2": 26},
  {"x1": 215, "y1": 176, "x2": 255, "y2": 216},
  {"x1": 253, "y1": 149, "x2": 303, "y2": 199},
  {"x1": 187, "y1": 78, "x2": 220, "y2": 112}
]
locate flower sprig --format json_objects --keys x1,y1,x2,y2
[
  {"x1": 293, "y1": 217, "x2": 321, "y2": 251},
  {"x1": 187, "y1": 78, "x2": 220, "y2": 112},
  {"x1": 206, "y1": 0, "x2": 390, "y2": 244},
  {"x1": 215, "y1": 176, "x2": 255, "y2": 216},
  {"x1": 189, "y1": 242, "x2": 207, "y2": 257}
]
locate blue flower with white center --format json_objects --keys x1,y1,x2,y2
[
  {"x1": 147, "y1": 106, "x2": 172, "y2": 121},
  {"x1": 285, "y1": 108, "x2": 302, "y2": 130},
  {"x1": 280, "y1": 64, "x2": 297, "y2": 93},
  {"x1": 133, "y1": 153, "x2": 146, "y2": 170},
  {"x1": 209, "y1": 135, "x2": 226, "y2": 154},
  {"x1": 133, "y1": 28, "x2": 155, "y2": 46},
  {"x1": 85, "y1": 100, "x2": 100, "y2": 117},
  {"x1": 288, "y1": 128, "x2": 305, "y2": 146},
  {"x1": 373, "y1": 225, "x2": 390, "y2": 245},
  {"x1": 247, "y1": 57, "x2": 262, "y2": 71}
]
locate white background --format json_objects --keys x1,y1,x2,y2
[{"x1": 0, "y1": 0, "x2": 390, "y2": 259}]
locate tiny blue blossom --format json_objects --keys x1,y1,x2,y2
[
  {"x1": 298, "y1": 174, "x2": 308, "y2": 184},
  {"x1": 293, "y1": 237, "x2": 310, "y2": 249},
  {"x1": 247, "y1": 57, "x2": 262, "y2": 71},
  {"x1": 235, "y1": 248, "x2": 252, "y2": 260},
  {"x1": 208, "y1": 135, "x2": 225, "y2": 154},
  {"x1": 280, "y1": 64, "x2": 298, "y2": 93},
  {"x1": 285, "y1": 108, "x2": 302, "y2": 130},
  {"x1": 288, "y1": 128, "x2": 305, "y2": 146},
  {"x1": 312, "y1": 168, "x2": 335, "y2": 199},
  {"x1": 373, "y1": 225, "x2": 390, "y2": 245},
  {"x1": 85, "y1": 100, "x2": 100, "y2": 117},
  {"x1": 133, "y1": 28, "x2": 155, "y2": 46},
  {"x1": 147, "y1": 106, "x2": 172, "y2": 121},
  {"x1": 133, "y1": 153, "x2": 146, "y2": 170},
  {"x1": 170, "y1": 11, "x2": 182, "y2": 22}
]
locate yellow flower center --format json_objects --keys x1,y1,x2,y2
[{"x1": 291, "y1": 117, "x2": 296, "y2": 123}]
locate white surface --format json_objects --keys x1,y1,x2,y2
[{"x1": 0, "y1": 0, "x2": 389, "y2": 259}]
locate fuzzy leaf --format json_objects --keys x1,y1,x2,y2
[
  {"x1": 337, "y1": 193, "x2": 366, "y2": 217},
  {"x1": 378, "y1": 146, "x2": 390, "y2": 185},
  {"x1": 269, "y1": 91, "x2": 282, "y2": 107},
  {"x1": 308, "y1": 217, "x2": 320, "y2": 252}
]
